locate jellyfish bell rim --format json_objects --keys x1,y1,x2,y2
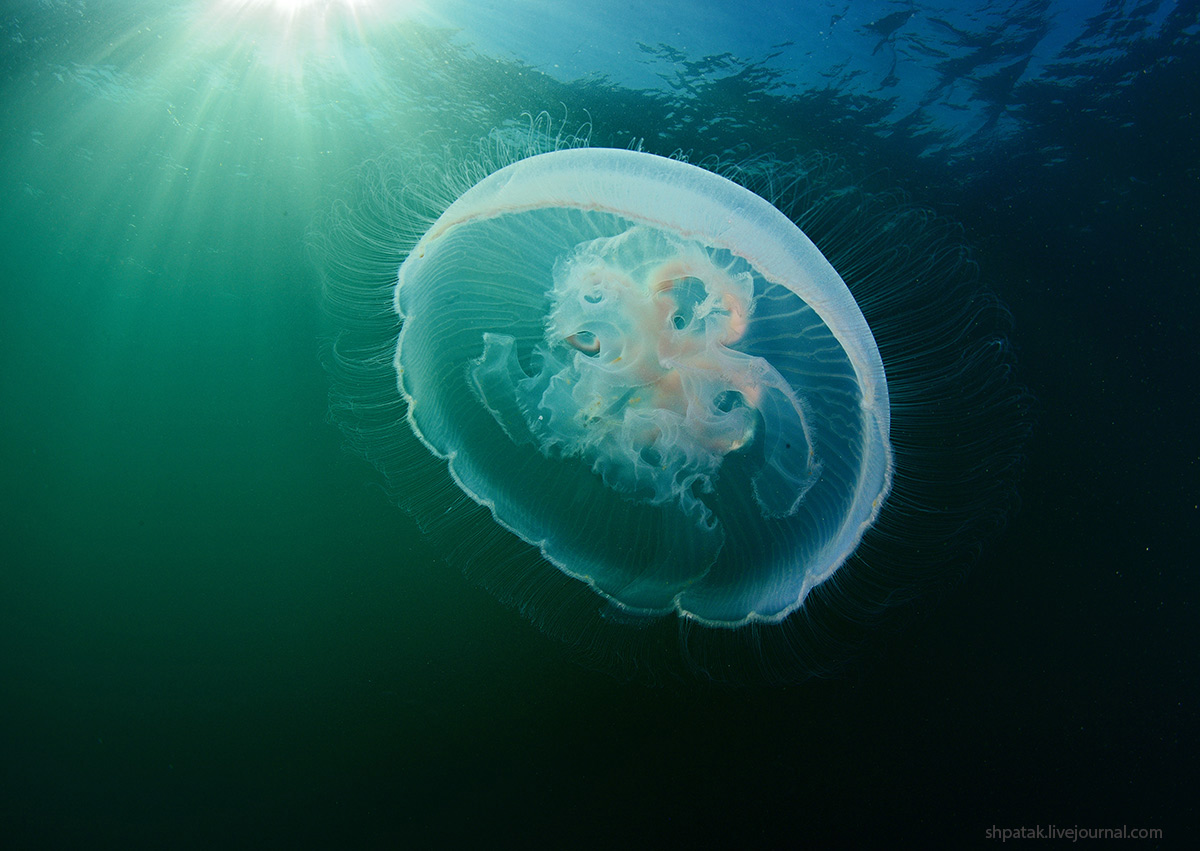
[{"x1": 392, "y1": 146, "x2": 895, "y2": 628}]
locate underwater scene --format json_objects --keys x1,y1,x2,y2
[{"x1": 1, "y1": 0, "x2": 1195, "y2": 846}]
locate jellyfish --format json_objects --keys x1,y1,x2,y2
[{"x1": 319, "y1": 125, "x2": 1027, "y2": 683}]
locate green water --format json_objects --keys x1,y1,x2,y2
[{"x1": 0, "y1": 5, "x2": 609, "y2": 843}]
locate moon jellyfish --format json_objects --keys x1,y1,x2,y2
[{"x1": 319, "y1": 126, "x2": 1028, "y2": 683}]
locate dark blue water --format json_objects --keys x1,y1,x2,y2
[{"x1": 1, "y1": 0, "x2": 1194, "y2": 846}]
